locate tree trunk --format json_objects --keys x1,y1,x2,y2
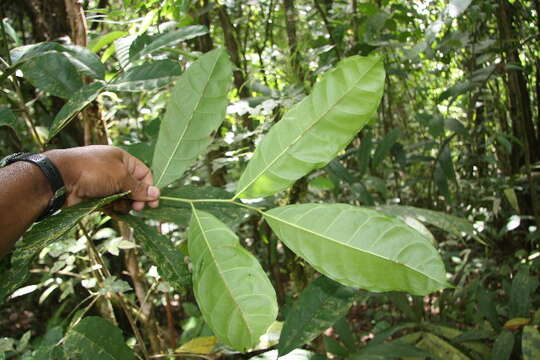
[
  {"x1": 216, "y1": 4, "x2": 249, "y2": 99},
  {"x1": 282, "y1": 0, "x2": 305, "y2": 83},
  {"x1": 496, "y1": 0, "x2": 539, "y2": 170},
  {"x1": 21, "y1": 0, "x2": 70, "y2": 42}
]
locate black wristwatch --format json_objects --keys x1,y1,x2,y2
[{"x1": 0, "y1": 152, "x2": 67, "y2": 221}]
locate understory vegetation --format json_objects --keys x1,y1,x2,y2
[{"x1": 0, "y1": 0, "x2": 539, "y2": 359}]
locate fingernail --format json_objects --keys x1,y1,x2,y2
[{"x1": 147, "y1": 186, "x2": 159, "y2": 198}]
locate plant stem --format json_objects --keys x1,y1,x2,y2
[
  {"x1": 159, "y1": 196, "x2": 265, "y2": 214},
  {"x1": 79, "y1": 222, "x2": 151, "y2": 359}
]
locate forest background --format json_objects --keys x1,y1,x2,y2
[{"x1": 0, "y1": 0, "x2": 539, "y2": 359}]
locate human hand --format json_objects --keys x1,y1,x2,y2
[{"x1": 45, "y1": 145, "x2": 160, "y2": 211}]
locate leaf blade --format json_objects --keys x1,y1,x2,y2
[
  {"x1": 21, "y1": 52, "x2": 83, "y2": 99},
  {"x1": 119, "y1": 215, "x2": 190, "y2": 291},
  {"x1": 64, "y1": 317, "x2": 135, "y2": 360},
  {"x1": 107, "y1": 60, "x2": 182, "y2": 92},
  {"x1": 376, "y1": 205, "x2": 475, "y2": 238},
  {"x1": 278, "y1": 275, "x2": 357, "y2": 356},
  {"x1": 188, "y1": 208, "x2": 278, "y2": 351},
  {"x1": 235, "y1": 54, "x2": 385, "y2": 199},
  {"x1": 0, "y1": 194, "x2": 125, "y2": 304},
  {"x1": 129, "y1": 25, "x2": 208, "y2": 61},
  {"x1": 264, "y1": 204, "x2": 448, "y2": 295},
  {"x1": 152, "y1": 48, "x2": 232, "y2": 187},
  {"x1": 49, "y1": 81, "x2": 105, "y2": 140}
]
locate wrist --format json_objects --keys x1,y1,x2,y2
[{"x1": 44, "y1": 149, "x2": 76, "y2": 190}]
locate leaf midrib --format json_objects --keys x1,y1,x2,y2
[
  {"x1": 263, "y1": 210, "x2": 445, "y2": 286},
  {"x1": 191, "y1": 208, "x2": 255, "y2": 343},
  {"x1": 155, "y1": 51, "x2": 222, "y2": 187},
  {"x1": 235, "y1": 58, "x2": 379, "y2": 198}
]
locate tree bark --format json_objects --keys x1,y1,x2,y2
[
  {"x1": 21, "y1": 0, "x2": 70, "y2": 42},
  {"x1": 216, "y1": 4, "x2": 249, "y2": 99},
  {"x1": 496, "y1": 0, "x2": 539, "y2": 170},
  {"x1": 282, "y1": 0, "x2": 304, "y2": 83}
]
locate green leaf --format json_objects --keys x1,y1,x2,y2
[
  {"x1": 10, "y1": 42, "x2": 62, "y2": 64},
  {"x1": 143, "y1": 185, "x2": 245, "y2": 226},
  {"x1": 308, "y1": 177, "x2": 335, "y2": 191},
  {"x1": 114, "y1": 35, "x2": 137, "y2": 69},
  {"x1": 61, "y1": 44, "x2": 106, "y2": 80},
  {"x1": 48, "y1": 81, "x2": 105, "y2": 140},
  {"x1": 439, "y1": 144, "x2": 456, "y2": 183},
  {"x1": 0, "y1": 108, "x2": 17, "y2": 130},
  {"x1": 372, "y1": 128, "x2": 400, "y2": 167},
  {"x1": 10, "y1": 42, "x2": 105, "y2": 81},
  {"x1": 250, "y1": 349, "x2": 317, "y2": 360},
  {"x1": 324, "y1": 336, "x2": 348, "y2": 357},
  {"x1": 477, "y1": 288, "x2": 500, "y2": 329},
  {"x1": 416, "y1": 333, "x2": 468, "y2": 360},
  {"x1": 356, "y1": 129, "x2": 373, "y2": 178},
  {"x1": 235, "y1": 54, "x2": 385, "y2": 199},
  {"x1": 121, "y1": 142, "x2": 155, "y2": 166},
  {"x1": 98, "y1": 276, "x2": 132, "y2": 295},
  {"x1": 435, "y1": 163, "x2": 451, "y2": 202},
  {"x1": 188, "y1": 208, "x2": 278, "y2": 351},
  {"x1": 119, "y1": 215, "x2": 190, "y2": 291},
  {"x1": 491, "y1": 330, "x2": 514, "y2": 360},
  {"x1": 152, "y1": 48, "x2": 232, "y2": 187},
  {"x1": 263, "y1": 204, "x2": 449, "y2": 295},
  {"x1": 351, "y1": 342, "x2": 431, "y2": 359},
  {"x1": 447, "y1": 0, "x2": 473, "y2": 17},
  {"x1": 129, "y1": 25, "x2": 208, "y2": 60},
  {"x1": 509, "y1": 265, "x2": 535, "y2": 318},
  {"x1": 522, "y1": 326, "x2": 540, "y2": 360},
  {"x1": 0, "y1": 194, "x2": 125, "y2": 304},
  {"x1": 334, "y1": 318, "x2": 357, "y2": 351},
  {"x1": 278, "y1": 275, "x2": 357, "y2": 356},
  {"x1": 21, "y1": 52, "x2": 83, "y2": 99},
  {"x1": 91, "y1": 31, "x2": 128, "y2": 53},
  {"x1": 108, "y1": 60, "x2": 182, "y2": 92},
  {"x1": 64, "y1": 317, "x2": 135, "y2": 360},
  {"x1": 2, "y1": 18, "x2": 20, "y2": 46},
  {"x1": 376, "y1": 205, "x2": 475, "y2": 238},
  {"x1": 33, "y1": 326, "x2": 63, "y2": 360}
]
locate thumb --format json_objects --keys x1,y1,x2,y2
[{"x1": 121, "y1": 174, "x2": 160, "y2": 202}]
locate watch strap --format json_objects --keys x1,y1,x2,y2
[{"x1": 0, "y1": 152, "x2": 67, "y2": 221}]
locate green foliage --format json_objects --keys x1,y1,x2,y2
[
  {"x1": 4, "y1": 0, "x2": 538, "y2": 358},
  {"x1": 491, "y1": 330, "x2": 514, "y2": 360},
  {"x1": 119, "y1": 214, "x2": 190, "y2": 292},
  {"x1": 235, "y1": 54, "x2": 385, "y2": 199},
  {"x1": 151, "y1": 48, "x2": 232, "y2": 187},
  {"x1": 278, "y1": 276, "x2": 357, "y2": 356},
  {"x1": 64, "y1": 317, "x2": 134, "y2": 360},
  {"x1": 107, "y1": 60, "x2": 182, "y2": 92},
  {"x1": 0, "y1": 108, "x2": 17, "y2": 130},
  {"x1": 522, "y1": 326, "x2": 540, "y2": 360},
  {"x1": 264, "y1": 204, "x2": 448, "y2": 295},
  {"x1": 372, "y1": 127, "x2": 400, "y2": 167},
  {"x1": 188, "y1": 208, "x2": 278, "y2": 351},
  {"x1": 152, "y1": 185, "x2": 244, "y2": 226},
  {"x1": 376, "y1": 204, "x2": 476, "y2": 238},
  {"x1": 49, "y1": 82, "x2": 106, "y2": 140},
  {"x1": 0, "y1": 193, "x2": 124, "y2": 303},
  {"x1": 21, "y1": 52, "x2": 83, "y2": 99},
  {"x1": 128, "y1": 25, "x2": 208, "y2": 61}
]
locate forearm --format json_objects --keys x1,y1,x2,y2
[{"x1": 0, "y1": 161, "x2": 51, "y2": 257}]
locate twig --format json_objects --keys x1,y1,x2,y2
[{"x1": 79, "y1": 222, "x2": 151, "y2": 359}]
